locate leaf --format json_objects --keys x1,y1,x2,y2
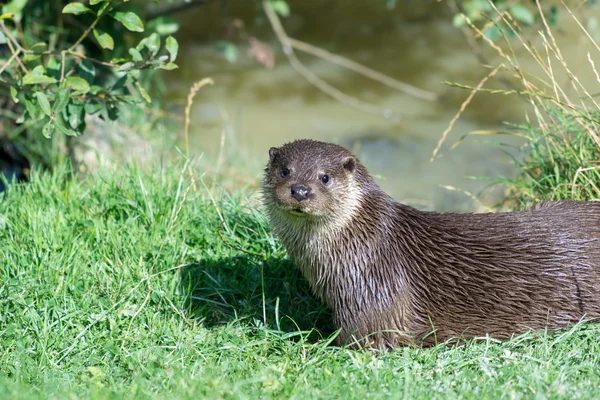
[
  {"x1": 271, "y1": 0, "x2": 290, "y2": 17},
  {"x1": 111, "y1": 75, "x2": 129, "y2": 92},
  {"x1": 106, "y1": 102, "x2": 119, "y2": 121},
  {"x1": 93, "y1": 28, "x2": 114, "y2": 50},
  {"x1": 452, "y1": 13, "x2": 466, "y2": 28},
  {"x1": 223, "y1": 43, "x2": 237, "y2": 63},
  {"x1": 96, "y1": 2, "x2": 110, "y2": 16},
  {"x1": 3, "y1": 0, "x2": 27, "y2": 22},
  {"x1": 25, "y1": 97, "x2": 43, "y2": 120},
  {"x1": 23, "y1": 69, "x2": 58, "y2": 85},
  {"x1": 66, "y1": 102, "x2": 85, "y2": 129},
  {"x1": 62, "y1": 2, "x2": 92, "y2": 15},
  {"x1": 34, "y1": 92, "x2": 52, "y2": 116},
  {"x1": 111, "y1": 11, "x2": 144, "y2": 32},
  {"x1": 0, "y1": 12, "x2": 15, "y2": 20},
  {"x1": 147, "y1": 33, "x2": 160, "y2": 56},
  {"x1": 42, "y1": 119, "x2": 55, "y2": 138},
  {"x1": 148, "y1": 16, "x2": 179, "y2": 36},
  {"x1": 135, "y1": 81, "x2": 151, "y2": 103},
  {"x1": 10, "y1": 86, "x2": 18, "y2": 103},
  {"x1": 509, "y1": 4, "x2": 535, "y2": 26},
  {"x1": 84, "y1": 100, "x2": 102, "y2": 115},
  {"x1": 118, "y1": 62, "x2": 135, "y2": 72},
  {"x1": 23, "y1": 42, "x2": 47, "y2": 63},
  {"x1": 55, "y1": 119, "x2": 78, "y2": 136},
  {"x1": 52, "y1": 88, "x2": 71, "y2": 113},
  {"x1": 80, "y1": 60, "x2": 95, "y2": 84},
  {"x1": 165, "y1": 36, "x2": 178, "y2": 62},
  {"x1": 23, "y1": 53, "x2": 41, "y2": 63},
  {"x1": 89, "y1": 0, "x2": 104, "y2": 4},
  {"x1": 158, "y1": 62, "x2": 178, "y2": 71},
  {"x1": 66, "y1": 76, "x2": 90, "y2": 93},
  {"x1": 128, "y1": 48, "x2": 143, "y2": 62}
]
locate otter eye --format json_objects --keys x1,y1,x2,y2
[
  {"x1": 281, "y1": 167, "x2": 290, "y2": 177},
  {"x1": 321, "y1": 175, "x2": 330, "y2": 184}
]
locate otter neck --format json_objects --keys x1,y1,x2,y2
[{"x1": 272, "y1": 190, "x2": 405, "y2": 315}]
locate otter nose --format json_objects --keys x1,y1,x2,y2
[{"x1": 290, "y1": 184, "x2": 312, "y2": 201}]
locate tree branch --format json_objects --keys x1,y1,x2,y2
[{"x1": 263, "y1": 1, "x2": 398, "y2": 119}]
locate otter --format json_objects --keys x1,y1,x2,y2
[{"x1": 262, "y1": 139, "x2": 600, "y2": 350}]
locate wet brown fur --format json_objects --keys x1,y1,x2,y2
[{"x1": 262, "y1": 139, "x2": 600, "y2": 350}]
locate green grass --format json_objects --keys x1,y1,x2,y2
[
  {"x1": 503, "y1": 114, "x2": 600, "y2": 209},
  {"x1": 1, "y1": 163, "x2": 600, "y2": 399}
]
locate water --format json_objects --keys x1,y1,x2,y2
[{"x1": 163, "y1": 1, "x2": 600, "y2": 211}]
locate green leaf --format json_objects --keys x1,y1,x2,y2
[
  {"x1": 165, "y1": 36, "x2": 178, "y2": 62},
  {"x1": 509, "y1": 4, "x2": 535, "y2": 26},
  {"x1": 53, "y1": 88, "x2": 71, "y2": 113},
  {"x1": 148, "y1": 16, "x2": 179, "y2": 36},
  {"x1": 66, "y1": 102, "x2": 85, "y2": 129},
  {"x1": 118, "y1": 62, "x2": 135, "y2": 72},
  {"x1": 111, "y1": 11, "x2": 144, "y2": 32},
  {"x1": 55, "y1": 119, "x2": 78, "y2": 136},
  {"x1": 147, "y1": 33, "x2": 160, "y2": 56},
  {"x1": 66, "y1": 76, "x2": 91, "y2": 93},
  {"x1": 42, "y1": 119, "x2": 55, "y2": 138},
  {"x1": 128, "y1": 48, "x2": 143, "y2": 62},
  {"x1": 23, "y1": 42, "x2": 47, "y2": 63},
  {"x1": 3, "y1": 0, "x2": 27, "y2": 22},
  {"x1": 158, "y1": 62, "x2": 178, "y2": 71},
  {"x1": 34, "y1": 92, "x2": 52, "y2": 116},
  {"x1": 24, "y1": 75, "x2": 58, "y2": 88},
  {"x1": 135, "y1": 81, "x2": 151, "y2": 103},
  {"x1": 111, "y1": 75, "x2": 129, "y2": 92},
  {"x1": 96, "y1": 2, "x2": 110, "y2": 15},
  {"x1": 62, "y1": 2, "x2": 92, "y2": 15},
  {"x1": 10, "y1": 86, "x2": 18, "y2": 103},
  {"x1": 215, "y1": 41, "x2": 238, "y2": 64},
  {"x1": 106, "y1": 102, "x2": 119, "y2": 121},
  {"x1": 452, "y1": 13, "x2": 466, "y2": 28},
  {"x1": 25, "y1": 97, "x2": 43, "y2": 120},
  {"x1": 93, "y1": 28, "x2": 114, "y2": 50},
  {"x1": 84, "y1": 100, "x2": 102, "y2": 115},
  {"x1": 89, "y1": 0, "x2": 104, "y2": 4},
  {"x1": 80, "y1": 60, "x2": 95, "y2": 84},
  {"x1": 271, "y1": 0, "x2": 290, "y2": 17}
]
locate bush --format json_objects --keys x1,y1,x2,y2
[{"x1": 0, "y1": 0, "x2": 179, "y2": 172}]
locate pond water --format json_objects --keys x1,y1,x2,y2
[{"x1": 163, "y1": 1, "x2": 600, "y2": 211}]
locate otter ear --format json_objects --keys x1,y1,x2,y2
[
  {"x1": 269, "y1": 147, "x2": 279, "y2": 162},
  {"x1": 343, "y1": 156, "x2": 356, "y2": 173}
]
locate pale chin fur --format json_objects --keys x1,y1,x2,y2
[{"x1": 265, "y1": 179, "x2": 363, "y2": 301}]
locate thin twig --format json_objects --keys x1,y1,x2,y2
[
  {"x1": 60, "y1": 51, "x2": 66, "y2": 81},
  {"x1": 286, "y1": 37, "x2": 438, "y2": 102},
  {"x1": 263, "y1": 1, "x2": 397, "y2": 119},
  {"x1": 0, "y1": 51, "x2": 19, "y2": 78},
  {"x1": 0, "y1": 21, "x2": 27, "y2": 73}
]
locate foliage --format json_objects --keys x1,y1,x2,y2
[
  {"x1": 506, "y1": 115, "x2": 600, "y2": 208},
  {"x1": 1, "y1": 165, "x2": 600, "y2": 398},
  {"x1": 0, "y1": 0, "x2": 179, "y2": 169}
]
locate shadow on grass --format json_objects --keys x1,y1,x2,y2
[{"x1": 180, "y1": 256, "x2": 334, "y2": 341}]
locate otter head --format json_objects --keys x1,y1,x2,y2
[{"x1": 262, "y1": 139, "x2": 363, "y2": 229}]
